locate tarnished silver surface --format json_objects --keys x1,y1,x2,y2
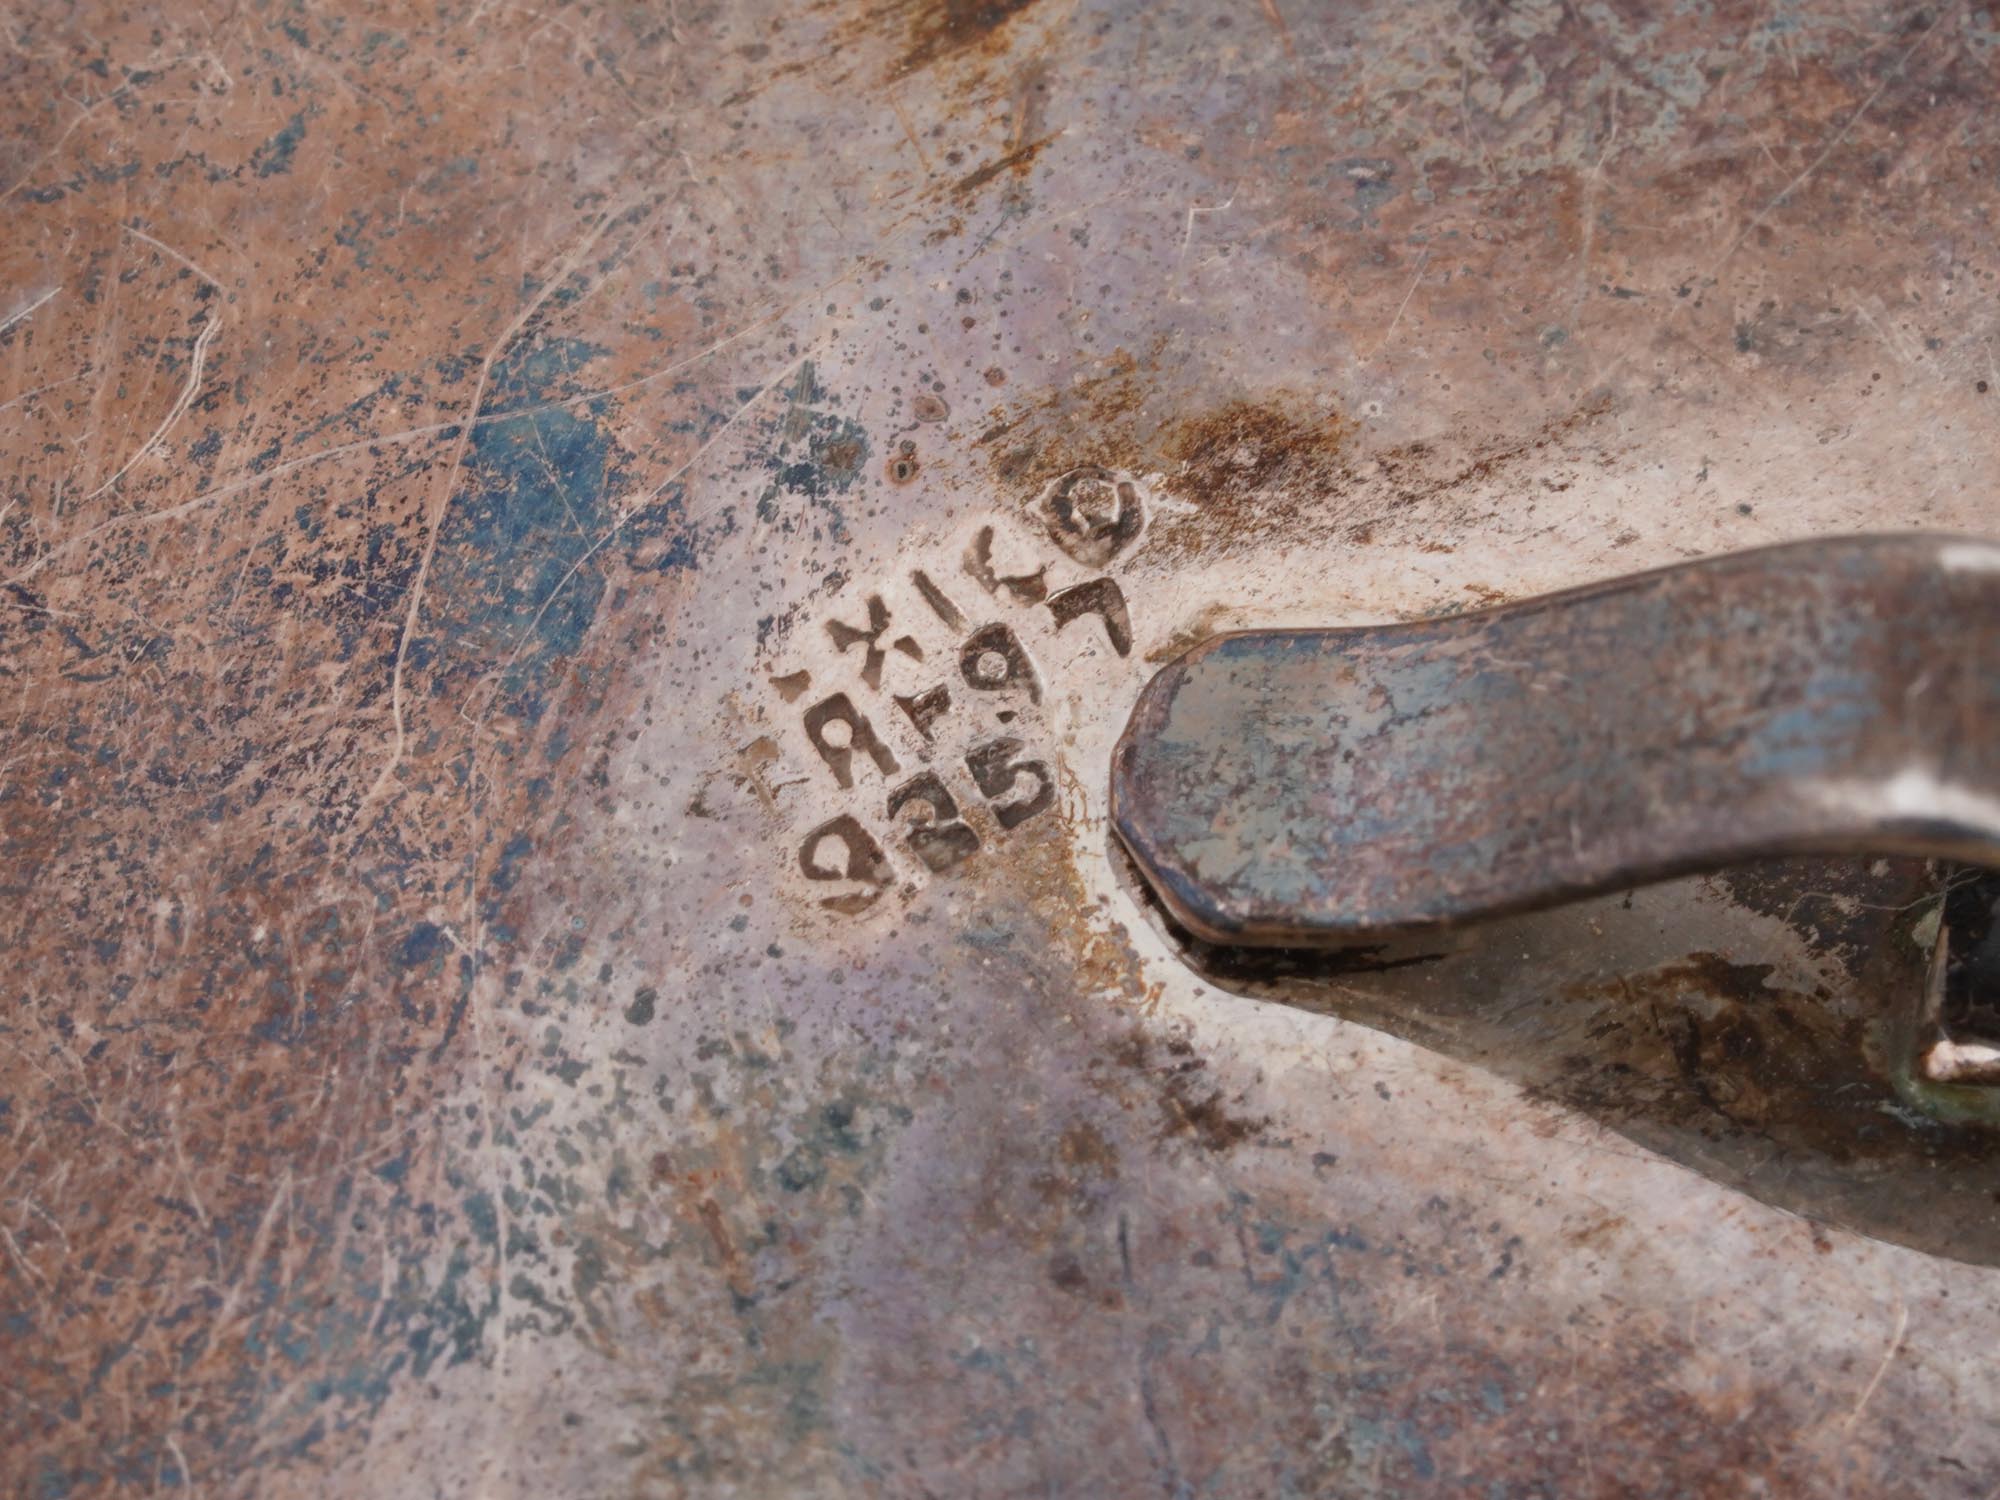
[
  {"x1": 1112, "y1": 533, "x2": 2000, "y2": 945},
  {"x1": 8, "y1": 0, "x2": 2000, "y2": 1494}
]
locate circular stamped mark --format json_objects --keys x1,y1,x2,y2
[{"x1": 1031, "y1": 465, "x2": 1149, "y2": 568}]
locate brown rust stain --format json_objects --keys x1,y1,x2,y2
[
  {"x1": 1542, "y1": 952, "x2": 1874, "y2": 1148},
  {"x1": 1164, "y1": 396, "x2": 1350, "y2": 510},
  {"x1": 951, "y1": 739, "x2": 1145, "y2": 1003},
  {"x1": 885, "y1": 437, "x2": 921, "y2": 483},
  {"x1": 728, "y1": 1, "x2": 1054, "y2": 126},
  {"x1": 951, "y1": 131, "x2": 1058, "y2": 197},
  {"x1": 973, "y1": 348, "x2": 1617, "y2": 568},
  {"x1": 1532, "y1": 929, "x2": 1999, "y2": 1190},
  {"x1": 1030, "y1": 1122, "x2": 1121, "y2": 1209},
  {"x1": 975, "y1": 345, "x2": 1157, "y2": 472},
  {"x1": 1099, "y1": 1027, "x2": 1269, "y2": 1151},
  {"x1": 1148, "y1": 390, "x2": 1613, "y2": 566},
  {"x1": 891, "y1": 0, "x2": 1044, "y2": 77},
  {"x1": 1144, "y1": 601, "x2": 1244, "y2": 665},
  {"x1": 1055, "y1": 1119, "x2": 1119, "y2": 1176}
]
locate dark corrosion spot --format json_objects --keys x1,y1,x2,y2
[
  {"x1": 887, "y1": 440, "x2": 920, "y2": 484},
  {"x1": 251, "y1": 111, "x2": 306, "y2": 177},
  {"x1": 398, "y1": 922, "x2": 446, "y2": 969},
  {"x1": 895, "y1": 0, "x2": 1042, "y2": 76},
  {"x1": 818, "y1": 437, "x2": 865, "y2": 481},
  {"x1": 952, "y1": 135, "x2": 1056, "y2": 198},
  {"x1": 751, "y1": 363, "x2": 868, "y2": 540},
  {"x1": 1097, "y1": 1025, "x2": 1267, "y2": 1152},
  {"x1": 912, "y1": 392, "x2": 949, "y2": 423},
  {"x1": 424, "y1": 337, "x2": 693, "y2": 725}
]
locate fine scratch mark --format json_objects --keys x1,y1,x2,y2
[
  {"x1": 5, "y1": 421, "x2": 457, "y2": 586},
  {"x1": 1368, "y1": 248, "x2": 1431, "y2": 360},
  {"x1": 85, "y1": 317, "x2": 221, "y2": 501},
  {"x1": 206, "y1": 1168, "x2": 293, "y2": 1350},
  {"x1": 1706, "y1": 8, "x2": 1950, "y2": 281},
  {"x1": 0, "y1": 593, "x2": 78, "y2": 620},
  {"x1": 1120, "y1": 1214, "x2": 1187, "y2": 1499},
  {"x1": 1841, "y1": 1296, "x2": 1907, "y2": 1432},
  {"x1": 1180, "y1": 194, "x2": 1236, "y2": 258},
  {"x1": 0, "y1": 1224, "x2": 49, "y2": 1316},
  {"x1": 3, "y1": 206, "x2": 913, "y2": 588},
  {"x1": 2, "y1": 1023, "x2": 132, "y2": 1143},
  {"x1": 124, "y1": 224, "x2": 228, "y2": 291},
  {"x1": 1169, "y1": 190, "x2": 1237, "y2": 301},
  {"x1": 82, "y1": 223, "x2": 231, "y2": 501},
  {"x1": 1570, "y1": 99, "x2": 1620, "y2": 331},
  {"x1": 888, "y1": 85, "x2": 933, "y2": 174},
  {"x1": 167, "y1": 1089, "x2": 213, "y2": 1236},
  {"x1": 1853, "y1": 302, "x2": 1917, "y2": 368},
  {"x1": 1138, "y1": 1345, "x2": 1184, "y2": 1497},
  {"x1": 1256, "y1": 0, "x2": 1298, "y2": 58},
  {"x1": 358, "y1": 195, "x2": 667, "y2": 1405},
  {"x1": 0, "y1": 371, "x2": 88, "y2": 416},
  {"x1": 1, "y1": 293, "x2": 805, "y2": 585},
  {"x1": 164, "y1": 1434, "x2": 197, "y2": 1500},
  {"x1": 1457, "y1": 57, "x2": 1497, "y2": 186},
  {"x1": 955, "y1": 185, "x2": 1137, "y2": 273},
  {"x1": 0, "y1": 285, "x2": 60, "y2": 337}
]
